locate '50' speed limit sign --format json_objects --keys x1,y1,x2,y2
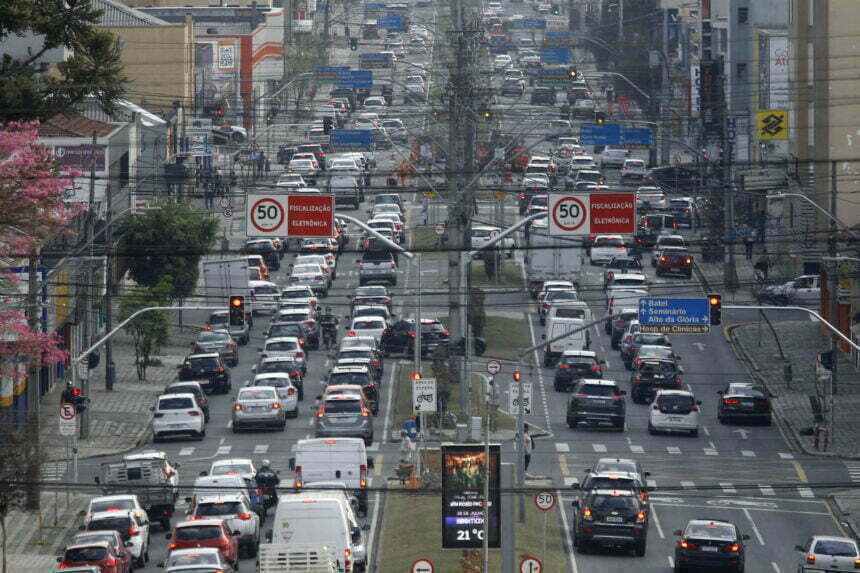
[
  {"x1": 247, "y1": 195, "x2": 286, "y2": 236},
  {"x1": 549, "y1": 195, "x2": 587, "y2": 235}
]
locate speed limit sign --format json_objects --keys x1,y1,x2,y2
[
  {"x1": 549, "y1": 194, "x2": 587, "y2": 235},
  {"x1": 534, "y1": 491, "x2": 556, "y2": 511},
  {"x1": 247, "y1": 194, "x2": 286, "y2": 237}
]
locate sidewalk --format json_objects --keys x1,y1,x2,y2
[{"x1": 693, "y1": 238, "x2": 786, "y2": 303}]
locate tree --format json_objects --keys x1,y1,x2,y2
[
  {"x1": 119, "y1": 282, "x2": 171, "y2": 381},
  {"x1": 0, "y1": 429, "x2": 43, "y2": 573},
  {"x1": 0, "y1": 0, "x2": 127, "y2": 121},
  {"x1": 121, "y1": 200, "x2": 218, "y2": 301},
  {"x1": 468, "y1": 288, "x2": 486, "y2": 338}
]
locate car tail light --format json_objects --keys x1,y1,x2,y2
[
  {"x1": 519, "y1": 194, "x2": 526, "y2": 199},
  {"x1": 260, "y1": 354, "x2": 268, "y2": 359},
  {"x1": 685, "y1": 258, "x2": 692, "y2": 264},
  {"x1": 216, "y1": 367, "x2": 225, "y2": 372},
  {"x1": 690, "y1": 404, "x2": 699, "y2": 411},
  {"x1": 636, "y1": 512, "x2": 646, "y2": 522},
  {"x1": 298, "y1": 339, "x2": 306, "y2": 346},
  {"x1": 854, "y1": 558, "x2": 860, "y2": 569},
  {"x1": 371, "y1": 360, "x2": 380, "y2": 366},
  {"x1": 361, "y1": 408, "x2": 371, "y2": 417},
  {"x1": 296, "y1": 351, "x2": 304, "y2": 358},
  {"x1": 357, "y1": 262, "x2": 364, "y2": 268},
  {"x1": 294, "y1": 465, "x2": 303, "y2": 488},
  {"x1": 271, "y1": 402, "x2": 282, "y2": 409},
  {"x1": 168, "y1": 542, "x2": 177, "y2": 549},
  {"x1": 659, "y1": 256, "x2": 666, "y2": 262},
  {"x1": 128, "y1": 526, "x2": 139, "y2": 536},
  {"x1": 154, "y1": 413, "x2": 164, "y2": 418},
  {"x1": 542, "y1": 303, "x2": 549, "y2": 309},
  {"x1": 806, "y1": 554, "x2": 816, "y2": 564},
  {"x1": 590, "y1": 365, "x2": 601, "y2": 371},
  {"x1": 722, "y1": 543, "x2": 740, "y2": 553},
  {"x1": 360, "y1": 464, "x2": 368, "y2": 487},
  {"x1": 653, "y1": 404, "x2": 660, "y2": 410},
  {"x1": 558, "y1": 365, "x2": 569, "y2": 369},
  {"x1": 288, "y1": 387, "x2": 297, "y2": 396},
  {"x1": 234, "y1": 404, "x2": 244, "y2": 411},
  {"x1": 755, "y1": 399, "x2": 770, "y2": 406},
  {"x1": 188, "y1": 410, "x2": 200, "y2": 416},
  {"x1": 680, "y1": 540, "x2": 698, "y2": 550},
  {"x1": 634, "y1": 377, "x2": 641, "y2": 383},
  {"x1": 316, "y1": 408, "x2": 325, "y2": 418},
  {"x1": 344, "y1": 548, "x2": 352, "y2": 569},
  {"x1": 724, "y1": 398, "x2": 740, "y2": 404},
  {"x1": 442, "y1": 330, "x2": 450, "y2": 337},
  {"x1": 237, "y1": 513, "x2": 252, "y2": 520},
  {"x1": 612, "y1": 395, "x2": 624, "y2": 400},
  {"x1": 582, "y1": 508, "x2": 593, "y2": 520}
]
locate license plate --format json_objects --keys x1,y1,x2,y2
[
  {"x1": 702, "y1": 546, "x2": 718, "y2": 552},
  {"x1": 668, "y1": 416, "x2": 683, "y2": 422},
  {"x1": 605, "y1": 516, "x2": 623, "y2": 523}
]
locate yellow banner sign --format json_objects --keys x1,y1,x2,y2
[{"x1": 757, "y1": 110, "x2": 789, "y2": 140}]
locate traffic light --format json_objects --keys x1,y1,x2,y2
[
  {"x1": 266, "y1": 114, "x2": 273, "y2": 126},
  {"x1": 323, "y1": 117, "x2": 333, "y2": 134},
  {"x1": 411, "y1": 372, "x2": 422, "y2": 380},
  {"x1": 708, "y1": 294, "x2": 722, "y2": 325},
  {"x1": 513, "y1": 371, "x2": 521, "y2": 382},
  {"x1": 700, "y1": 146, "x2": 710, "y2": 159},
  {"x1": 482, "y1": 108, "x2": 493, "y2": 121},
  {"x1": 229, "y1": 296, "x2": 245, "y2": 327},
  {"x1": 350, "y1": 38, "x2": 358, "y2": 51},
  {"x1": 552, "y1": 4, "x2": 560, "y2": 15},
  {"x1": 595, "y1": 111, "x2": 606, "y2": 124},
  {"x1": 215, "y1": 107, "x2": 223, "y2": 119},
  {"x1": 569, "y1": 68, "x2": 578, "y2": 79}
]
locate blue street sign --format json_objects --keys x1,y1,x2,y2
[
  {"x1": 363, "y1": 2, "x2": 386, "y2": 10},
  {"x1": 545, "y1": 31, "x2": 571, "y2": 40},
  {"x1": 579, "y1": 123, "x2": 622, "y2": 146},
  {"x1": 540, "y1": 48, "x2": 570, "y2": 64},
  {"x1": 378, "y1": 16, "x2": 404, "y2": 29},
  {"x1": 314, "y1": 66, "x2": 350, "y2": 83},
  {"x1": 358, "y1": 52, "x2": 393, "y2": 69},
  {"x1": 329, "y1": 129, "x2": 375, "y2": 150},
  {"x1": 638, "y1": 298, "x2": 710, "y2": 333},
  {"x1": 337, "y1": 70, "x2": 373, "y2": 89},
  {"x1": 622, "y1": 126, "x2": 653, "y2": 146},
  {"x1": 522, "y1": 18, "x2": 547, "y2": 28}
]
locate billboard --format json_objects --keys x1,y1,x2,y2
[
  {"x1": 441, "y1": 443, "x2": 501, "y2": 549},
  {"x1": 699, "y1": 60, "x2": 723, "y2": 137}
]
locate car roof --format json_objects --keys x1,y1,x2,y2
[
  {"x1": 66, "y1": 540, "x2": 113, "y2": 550},
  {"x1": 588, "y1": 489, "x2": 638, "y2": 497},
  {"x1": 331, "y1": 365, "x2": 372, "y2": 373},
  {"x1": 89, "y1": 509, "x2": 135, "y2": 519},
  {"x1": 610, "y1": 273, "x2": 646, "y2": 281},
  {"x1": 196, "y1": 493, "x2": 245, "y2": 504},
  {"x1": 175, "y1": 518, "x2": 225, "y2": 528},
  {"x1": 212, "y1": 458, "x2": 253, "y2": 466},
  {"x1": 578, "y1": 378, "x2": 617, "y2": 386},
  {"x1": 253, "y1": 372, "x2": 292, "y2": 380},
  {"x1": 187, "y1": 352, "x2": 220, "y2": 359},
  {"x1": 655, "y1": 389, "x2": 693, "y2": 397},
  {"x1": 159, "y1": 392, "x2": 195, "y2": 401},
  {"x1": 560, "y1": 350, "x2": 597, "y2": 358},
  {"x1": 265, "y1": 336, "x2": 301, "y2": 343}
]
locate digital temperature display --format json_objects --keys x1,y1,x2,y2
[{"x1": 441, "y1": 443, "x2": 501, "y2": 549}]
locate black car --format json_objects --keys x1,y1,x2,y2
[
  {"x1": 572, "y1": 489, "x2": 648, "y2": 556},
  {"x1": 606, "y1": 310, "x2": 639, "y2": 349},
  {"x1": 178, "y1": 353, "x2": 231, "y2": 394},
  {"x1": 326, "y1": 365, "x2": 379, "y2": 414},
  {"x1": 382, "y1": 318, "x2": 449, "y2": 356},
  {"x1": 585, "y1": 458, "x2": 651, "y2": 501},
  {"x1": 265, "y1": 322, "x2": 311, "y2": 348},
  {"x1": 630, "y1": 359, "x2": 682, "y2": 403},
  {"x1": 603, "y1": 257, "x2": 644, "y2": 288},
  {"x1": 646, "y1": 165, "x2": 704, "y2": 193},
  {"x1": 635, "y1": 214, "x2": 678, "y2": 248},
  {"x1": 554, "y1": 351, "x2": 603, "y2": 391},
  {"x1": 242, "y1": 239, "x2": 280, "y2": 270},
  {"x1": 566, "y1": 379, "x2": 626, "y2": 430},
  {"x1": 674, "y1": 519, "x2": 748, "y2": 572},
  {"x1": 530, "y1": 87, "x2": 557, "y2": 105},
  {"x1": 717, "y1": 382, "x2": 774, "y2": 425},
  {"x1": 566, "y1": 86, "x2": 591, "y2": 104},
  {"x1": 665, "y1": 197, "x2": 695, "y2": 227},
  {"x1": 334, "y1": 346, "x2": 383, "y2": 382}
]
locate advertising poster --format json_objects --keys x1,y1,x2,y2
[{"x1": 441, "y1": 443, "x2": 501, "y2": 549}]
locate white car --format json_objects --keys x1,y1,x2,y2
[
  {"x1": 796, "y1": 536, "x2": 860, "y2": 572},
  {"x1": 363, "y1": 96, "x2": 387, "y2": 110},
  {"x1": 249, "y1": 280, "x2": 279, "y2": 314},
  {"x1": 648, "y1": 390, "x2": 701, "y2": 436},
  {"x1": 259, "y1": 336, "x2": 305, "y2": 363},
  {"x1": 276, "y1": 173, "x2": 307, "y2": 188},
  {"x1": 280, "y1": 285, "x2": 319, "y2": 309},
  {"x1": 370, "y1": 203, "x2": 403, "y2": 218},
  {"x1": 493, "y1": 54, "x2": 513, "y2": 70},
  {"x1": 287, "y1": 158, "x2": 318, "y2": 182},
  {"x1": 620, "y1": 158, "x2": 647, "y2": 183},
  {"x1": 151, "y1": 393, "x2": 205, "y2": 442},
  {"x1": 247, "y1": 373, "x2": 299, "y2": 416},
  {"x1": 600, "y1": 147, "x2": 629, "y2": 168},
  {"x1": 209, "y1": 458, "x2": 256, "y2": 480},
  {"x1": 590, "y1": 235, "x2": 628, "y2": 265},
  {"x1": 289, "y1": 263, "x2": 328, "y2": 295},
  {"x1": 162, "y1": 547, "x2": 234, "y2": 572},
  {"x1": 294, "y1": 254, "x2": 334, "y2": 283},
  {"x1": 471, "y1": 225, "x2": 515, "y2": 258},
  {"x1": 84, "y1": 509, "x2": 150, "y2": 567},
  {"x1": 635, "y1": 186, "x2": 667, "y2": 210},
  {"x1": 189, "y1": 494, "x2": 261, "y2": 557},
  {"x1": 349, "y1": 316, "x2": 389, "y2": 343}
]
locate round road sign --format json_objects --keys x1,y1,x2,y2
[
  {"x1": 223, "y1": 208, "x2": 233, "y2": 219},
  {"x1": 410, "y1": 558, "x2": 434, "y2": 573},
  {"x1": 486, "y1": 359, "x2": 502, "y2": 375},
  {"x1": 434, "y1": 224, "x2": 445, "y2": 236},
  {"x1": 219, "y1": 197, "x2": 232, "y2": 209},
  {"x1": 520, "y1": 557, "x2": 543, "y2": 573},
  {"x1": 250, "y1": 197, "x2": 285, "y2": 234},
  {"x1": 59, "y1": 402, "x2": 77, "y2": 420},
  {"x1": 551, "y1": 195, "x2": 587, "y2": 233},
  {"x1": 534, "y1": 490, "x2": 556, "y2": 511}
]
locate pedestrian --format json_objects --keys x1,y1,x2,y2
[
  {"x1": 754, "y1": 251, "x2": 770, "y2": 281},
  {"x1": 204, "y1": 183, "x2": 214, "y2": 209},
  {"x1": 743, "y1": 231, "x2": 755, "y2": 260},
  {"x1": 522, "y1": 425, "x2": 534, "y2": 475},
  {"x1": 264, "y1": 154, "x2": 271, "y2": 174}
]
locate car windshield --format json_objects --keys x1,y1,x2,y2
[
  {"x1": 589, "y1": 495, "x2": 637, "y2": 511},
  {"x1": 88, "y1": 516, "x2": 132, "y2": 532},
  {"x1": 657, "y1": 394, "x2": 694, "y2": 409},
  {"x1": 330, "y1": 372, "x2": 371, "y2": 385},
  {"x1": 238, "y1": 388, "x2": 277, "y2": 401},
  {"x1": 65, "y1": 547, "x2": 109, "y2": 561},
  {"x1": 686, "y1": 523, "x2": 736, "y2": 540},
  {"x1": 634, "y1": 334, "x2": 670, "y2": 345},
  {"x1": 639, "y1": 347, "x2": 674, "y2": 359},
  {"x1": 266, "y1": 340, "x2": 299, "y2": 352},
  {"x1": 354, "y1": 320, "x2": 384, "y2": 330},
  {"x1": 588, "y1": 477, "x2": 637, "y2": 490},
  {"x1": 197, "y1": 332, "x2": 229, "y2": 343},
  {"x1": 813, "y1": 539, "x2": 858, "y2": 556},
  {"x1": 555, "y1": 307, "x2": 586, "y2": 319},
  {"x1": 659, "y1": 238, "x2": 685, "y2": 247},
  {"x1": 159, "y1": 397, "x2": 194, "y2": 410},
  {"x1": 612, "y1": 278, "x2": 645, "y2": 286},
  {"x1": 579, "y1": 384, "x2": 617, "y2": 397},
  {"x1": 212, "y1": 463, "x2": 253, "y2": 475},
  {"x1": 253, "y1": 285, "x2": 278, "y2": 295},
  {"x1": 90, "y1": 499, "x2": 135, "y2": 512},
  {"x1": 257, "y1": 361, "x2": 297, "y2": 374},
  {"x1": 355, "y1": 287, "x2": 388, "y2": 298},
  {"x1": 547, "y1": 291, "x2": 578, "y2": 302},
  {"x1": 166, "y1": 552, "x2": 220, "y2": 567},
  {"x1": 187, "y1": 357, "x2": 219, "y2": 370},
  {"x1": 277, "y1": 313, "x2": 307, "y2": 323},
  {"x1": 269, "y1": 324, "x2": 303, "y2": 338},
  {"x1": 639, "y1": 362, "x2": 676, "y2": 376},
  {"x1": 561, "y1": 356, "x2": 596, "y2": 367},
  {"x1": 196, "y1": 502, "x2": 242, "y2": 516},
  {"x1": 324, "y1": 398, "x2": 362, "y2": 413},
  {"x1": 596, "y1": 237, "x2": 623, "y2": 247},
  {"x1": 176, "y1": 526, "x2": 222, "y2": 541},
  {"x1": 338, "y1": 350, "x2": 372, "y2": 360}
]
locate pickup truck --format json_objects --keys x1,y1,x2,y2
[
  {"x1": 96, "y1": 452, "x2": 179, "y2": 529},
  {"x1": 257, "y1": 544, "x2": 340, "y2": 572},
  {"x1": 654, "y1": 247, "x2": 693, "y2": 278}
]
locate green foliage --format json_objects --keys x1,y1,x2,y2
[
  {"x1": 0, "y1": 0, "x2": 127, "y2": 120},
  {"x1": 121, "y1": 200, "x2": 218, "y2": 301},
  {"x1": 119, "y1": 281, "x2": 171, "y2": 381},
  {"x1": 0, "y1": 428, "x2": 44, "y2": 568},
  {"x1": 468, "y1": 288, "x2": 486, "y2": 338}
]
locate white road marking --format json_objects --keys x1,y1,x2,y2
[
  {"x1": 772, "y1": 562, "x2": 781, "y2": 573},
  {"x1": 692, "y1": 342, "x2": 705, "y2": 351},
  {"x1": 667, "y1": 446, "x2": 681, "y2": 455},
  {"x1": 555, "y1": 443, "x2": 570, "y2": 453},
  {"x1": 702, "y1": 426, "x2": 710, "y2": 437},
  {"x1": 592, "y1": 444, "x2": 607, "y2": 453},
  {"x1": 526, "y1": 313, "x2": 553, "y2": 429},
  {"x1": 605, "y1": 360, "x2": 610, "y2": 368},
  {"x1": 216, "y1": 445, "x2": 231, "y2": 455},
  {"x1": 254, "y1": 444, "x2": 269, "y2": 454},
  {"x1": 778, "y1": 452, "x2": 794, "y2": 459},
  {"x1": 667, "y1": 556, "x2": 674, "y2": 568},
  {"x1": 647, "y1": 479, "x2": 657, "y2": 489},
  {"x1": 741, "y1": 450, "x2": 756, "y2": 457},
  {"x1": 599, "y1": 345, "x2": 605, "y2": 352},
  {"x1": 381, "y1": 363, "x2": 397, "y2": 445},
  {"x1": 704, "y1": 448, "x2": 719, "y2": 456},
  {"x1": 629, "y1": 445, "x2": 644, "y2": 454},
  {"x1": 650, "y1": 503, "x2": 665, "y2": 538},
  {"x1": 305, "y1": 433, "x2": 311, "y2": 440},
  {"x1": 759, "y1": 485, "x2": 776, "y2": 496},
  {"x1": 219, "y1": 437, "x2": 226, "y2": 445},
  {"x1": 366, "y1": 443, "x2": 379, "y2": 452},
  {"x1": 798, "y1": 487, "x2": 815, "y2": 498},
  {"x1": 680, "y1": 480, "x2": 696, "y2": 489},
  {"x1": 720, "y1": 482, "x2": 737, "y2": 494},
  {"x1": 178, "y1": 447, "x2": 195, "y2": 457},
  {"x1": 845, "y1": 462, "x2": 860, "y2": 481},
  {"x1": 563, "y1": 477, "x2": 579, "y2": 488},
  {"x1": 225, "y1": 421, "x2": 232, "y2": 429},
  {"x1": 743, "y1": 508, "x2": 765, "y2": 545},
  {"x1": 308, "y1": 418, "x2": 314, "y2": 426}
]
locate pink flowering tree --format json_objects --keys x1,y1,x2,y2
[{"x1": 0, "y1": 122, "x2": 78, "y2": 376}]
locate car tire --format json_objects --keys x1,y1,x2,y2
[
  {"x1": 611, "y1": 339, "x2": 620, "y2": 350},
  {"x1": 135, "y1": 554, "x2": 145, "y2": 568},
  {"x1": 152, "y1": 433, "x2": 161, "y2": 443},
  {"x1": 576, "y1": 539, "x2": 589, "y2": 554},
  {"x1": 613, "y1": 419, "x2": 625, "y2": 431},
  {"x1": 246, "y1": 540, "x2": 258, "y2": 558},
  {"x1": 230, "y1": 359, "x2": 239, "y2": 367},
  {"x1": 690, "y1": 428, "x2": 699, "y2": 437},
  {"x1": 674, "y1": 562, "x2": 686, "y2": 573},
  {"x1": 567, "y1": 419, "x2": 576, "y2": 429},
  {"x1": 554, "y1": 380, "x2": 562, "y2": 392},
  {"x1": 634, "y1": 540, "x2": 646, "y2": 556},
  {"x1": 232, "y1": 424, "x2": 241, "y2": 433},
  {"x1": 364, "y1": 435, "x2": 374, "y2": 446},
  {"x1": 196, "y1": 428, "x2": 206, "y2": 440},
  {"x1": 648, "y1": 422, "x2": 656, "y2": 435},
  {"x1": 717, "y1": 413, "x2": 725, "y2": 424},
  {"x1": 539, "y1": 316, "x2": 545, "y2": 326},
  {"x1": 543, "y1": 354, "x2": 552, "y2": 367}
]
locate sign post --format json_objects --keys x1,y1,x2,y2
[
  {"x1": 548, "y1": 193, "x2": 635, "y2": 237},
  {"x1": 534, "y1": 491, "x2": 556, "y2": 562},
  {"x1": 520, "y1": 557, "x2": 543, "y2": 573},
  {"x1": 510, "y1": 383, "x2": 532, "y2": 415},
  {"x1": 638, "y1": 297, "x2": 710, "y2": 334},
  {"x1": 58, "y1": 402, "x2": 77, "y2": 436}
]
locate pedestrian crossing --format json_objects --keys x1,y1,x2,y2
[
  {"x1": 846, "y1": 462, "x2": 860, "y2": 482},
  {"x1": 41, "y1": 461, "x2": 68, "y2": 482},
  {"x1": 173, "y1": 442, "x2": 381, "y2": 457},
  {"x1": 553, "y1": 441, "x2": 794, "y2": 460},
  {"x1": 561, "y1": 475, "x2": 820, "y2": 499}
]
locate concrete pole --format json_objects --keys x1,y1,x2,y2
[
  {"x1": 828, "y1": 160, "x2": 839, "y2": 446},
  {"x1": 26, "y1": 244, "x2": 41, "y2": 510},
  {"x1": 500, "y1": 462, "x2": 515, "y2": 573},
  {"x1": 81, "y1": 130, "x2": 98, "y2": 440}
]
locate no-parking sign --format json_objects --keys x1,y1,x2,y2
[{"x1": 548, "y1": 193, "x2": 635, "y2": 237}]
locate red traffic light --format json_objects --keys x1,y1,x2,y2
[
  {"x1": 71, "y1": 388, "x2": 81, "y2": 396},
  {"x1": 709, "y1": 295, "x2": 721, "y2": 306},
  {"x1": 411, "y1": 372, "x2": 421, "y2": 380},
  {"x1": 513, "y1": 371, "x2": 521, "y2": 381},
  {"x1": 230, "y1": 296, "x2": 244, "y2": 307}
]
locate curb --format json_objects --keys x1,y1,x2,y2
[{"x1": 827, "y1": 493, "x2": 860, "y2": 541}]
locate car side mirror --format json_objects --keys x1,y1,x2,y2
[
  {"x1": 676, "y1": 355, "x2": 682, "y2": 360},
  {"x1": 643, "y1": 471, "x2": 651, "y2": 477},
  {"x1": 251, "y1": 365, "x2": 257, "y2": 373},
  {"x1": 165, "y1": 532, "x2": 172, "y2": 539},
  {"x1": 157, "y1": 562, "x2": 165, "y2": 568},
  {"x1": 175, "y1": 364, "x2": 182, "y2": 369},
  {"x1": 149, "y1": 406, "x2": 155, "y2": 412},
  {"x1": 570, "y1": 499, "x2": 580, "y2": 507},
  {"x1": 673, "y1": 529, "x2": 683, "y2": 536},
  {"x1": 618, "y1": 390, "x2": 627, "y2": 395},
  {"x1": 368, "y1": 458, "x2": 375, "y2": 469},
  {"x1": 541, "y1": 334, "x2": 545, "y2": 340},
  {"x1": 769, "y1": 394, "x2": 778, "y2": 399},
  {"x1": 316, "y1": 395, "x2": 323, "y2": 400},
  {"x1": 56, "y1": 556, "x2": 63, "y2": 563},
  {"x1": 742, "y1": 534, "x2": 750, "y2": 541},
  {"x1": 184, "y1": 496, "x2": 192, "y2": 503},
  {"x1": 355, "y1": 259, "x2": 361, "y2": 264},
  {"x1": 289, "y1": 457, "x2": 296, "y2": 471},
  {"x1": 78, "y1": 509, "x2": 86, "y2": 516},
  {"x1": 199, "y1": 471, "x2": 208, "y2": 476},
  {"x1": 599, "y1": 359, "x2": 606, "y2": 364},
  {"x1": 794, "y1": 545, "x2": 805, "y2": 551}
]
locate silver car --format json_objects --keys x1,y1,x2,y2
[
  {"x1": 246, "y1": 373, "x2": 299, "y2": 416},
  {"x1": 191, "y1": 329, "x2": 239, "y2": 367},
  {"x1": 314, "y1": 392, "x2": 374, "y2": 445},
  {"x1": 258, "y1": 337, "x2": 306, "y2": 371},
  {"x1": 232, "y1": 386, "x2": 286, "y2": 431},
  {"x1": 289, "y1": 263, "x2": 327, "y2": 296}
]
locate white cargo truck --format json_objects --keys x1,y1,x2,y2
[
  {"x1": 202, "y1": 258, "x2": 252, "y2": 311},
  {"x1": 525, "y1": 219, "x2": 584, "y2": 298},
  {"x1": 257, "y1": 543, "x2": 341, "y2": 572}
]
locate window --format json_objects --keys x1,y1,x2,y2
[
  {"x1": 737, "y1": 7, "x2": 748, "y2": 23},
  {"x1": 737, "y1": 63, "x2": 747, "y2": 79}
]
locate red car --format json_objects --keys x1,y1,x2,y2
[
  {"x1": 68, "y1": 530, "x2": 133, "y2": 572},
  {"x1": 166, "y1": 519, "x2": 240, "y2": 567},
  {"x1": 57, "y1": 541, "x2": 130, "y2": 573}
]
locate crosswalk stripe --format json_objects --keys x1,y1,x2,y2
[
  {"x1": 178, "y1": 447, "x2": 195, "y2": 456},
  {"x1": 741, "y1": 450, "x2": 755, "y2": 457},
  {"x1": 720, "y1": 482, "x2": 737, "y2": 494},
  {"x1": 366, "y1": 443, "x2": 379, "y2": 452},
  {"x1": 629, "y1": 445, "x2": 644, "y2": 454},
  {"x1": 563, "y1": 477, "x2": 579, "y2": 488},
  {"x1": 647, "y1": 479, "x2": 657, "y2": 489},
  {"x1": 667, "y1": 446, "x2": 681, "y2": 455},
  {"x1": 555, "y1": 442, "x2": 570, "y2": 453},
  {"x1": 592, "y1": 444, "x2": 607, "y2": 453},
  {"x1": 253, "y1": 444, "x2": 269, "y2": 454},
  {"x1": 798, "y1": 487, "x2": 815, "y2": 498},
  {"x1": 680, "y1": 480, "x2": 696, "y2": 489},
  {"x1": 758, "y1": 485, "x2": 776, "y2": 496},
  {"x1": 704, "y1": 448, "x2": 719, "y2": 456},
  {"x1": 778, "y1": 452, "x2": 794, "y2": 460},
  {"x1": 216, "y1": 445, "x2": 232, "y2": 455}
]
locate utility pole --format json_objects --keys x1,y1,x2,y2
[
  {"x1": 828, "y1": 160, "x2": 839, "y2": 441},
  {"x1": 720, "y1": 65, "x2": 737, "y2": 293},
  {"x1": 660, "y1": 8, "x2": 671, "y2": 165},
  {"x1": 104, "y1": 182, "x2": 115, "y2": 391},
  {"x1": 323, "y1": 0, "x2": 331, "y2": 42},
  {"x1": 26, "y1": 243, "x2": 41, "y2": 510},
  {"x1": 81, "y1": 130, "x2": 97, "y2": 440},
  {"x1": 618, "y1": 0, "x2": 623, "y2": 41}
]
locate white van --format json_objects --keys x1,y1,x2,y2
[
  {"x1": 543, "y1": 302, "x2": 593, "y2": 366},
  {"x1": 270, "y1": 493, "x2": 358, "y2": 572},
  {"x1": 290, "y1": 438, "x2": 371, "y2": 516}
]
